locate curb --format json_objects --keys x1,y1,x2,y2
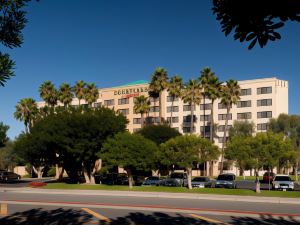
[{"x1": 1, "y1": 187, "x2": 300, "y2": 205}]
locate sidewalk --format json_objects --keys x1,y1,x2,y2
[{"x1": 1, "y1": 187, "x2": 300, "y2": 205}]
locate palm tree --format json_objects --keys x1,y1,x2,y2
[
  {"x1": 220, "y1": 79, "x2": 241, "y2": 173},
  {"x1": 39, "y1": 81, "x2": 58, "y2": 107},
  {"x1": 182, "y1": 79, "x2": 202, "y2": 133},
  {"x1": 148, "y1": 67, "x2": 169, "y2": 123},
  {"x1": 134, "y1": 95, "x2": 150, "y2": 128},
  {"x1": 14, "y1": 98, "x2": 38, "y2": 133},
  {"x1": 84, "y1": 83, "x2": 99, "y2": 107},
  {"x1": 200, "y1": 67, "x2": 222, "y2": 142},
  {"x1": 58, "y1": 83, "x2": 73, "y2": 108},
  {"x1": 167, "y1": 75, "x2": 183, "y2": 127},
  {"x1": 74, "y1": 80, "x2": 86, "y2": 106}
]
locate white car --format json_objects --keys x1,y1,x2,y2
[{"x1": 272, "y1": 175, "x2": 294, "y2": 191}]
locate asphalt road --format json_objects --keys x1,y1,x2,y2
[{"x1": 0, "y1": 190, "x2": 300, "y2": 224}]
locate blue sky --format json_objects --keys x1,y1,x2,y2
[{"x1": 1, "y1": 0, "x2": 300, "y2": 139}]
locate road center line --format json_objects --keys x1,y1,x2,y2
[
  {"x1": 82, "y1": 207, "x2": 112, "y2": 223},
  {"x1": 190, "y1": 213, "x2": 231, "y2": 225}
]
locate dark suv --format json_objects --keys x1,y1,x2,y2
[
  {"x1": 215, "y1": 173, "x2": 236, "y2": 189},
  {"x1": 0, "y1": 171, "x2": 21, "y2": 182}
]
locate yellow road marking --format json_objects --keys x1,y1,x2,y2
[
  {"x1": 190, "y1": 213, "x2": 231, "y2": 225},
  {"x1": 0, "y1": 203, "x2": 8, "y2": 216},
  {"x1": 82, "y1": 207, "x2": 112, "y2": 223}
]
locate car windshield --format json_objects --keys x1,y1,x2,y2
[
  {"x1": 217, "y1": 175, "x2": 234, "y2": 181},
  {"x1": 147, "y1": 177, "x2": 159, "y2": 180},
  {"x1": 274, "y1": 176, "x2": 291, "y2": 181},
  {"x1": 170, "y1": 173, "x2": 184, "y2": 179},
  {"x1": 192, "y1": 177, "x2": 207, "y2": 182}
]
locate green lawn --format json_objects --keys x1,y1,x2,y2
[{"x1": 41, "y1": 183, "x2": 300, "y2": 198}]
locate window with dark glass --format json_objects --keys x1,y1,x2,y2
[
  {"x1": 118, "y1": 108, "x2": 129, "y2": 115},
  {"x1": 257, "y1": 111, "x2": 272, "y2": 118},
  {"x1": 257, "y1": 123, "x2": 269, "y2": 131},
  {"x1": 237, "y1": 100, "x2": 251, "y2": 108},
  {"x1": 200, "y1": 115, "x2": 211, "y2": 121},
  {"x1": 133, "y1": 118, "x2": 141, "y2": 124},
  {"x1": 104, "y1": 99, "x2": 114, "y2": 106},
  {"x1": 183, "y1": 105, "x2": 196, "y2": 111},
  {"x1": 257, "y1": 99, "x2": 272, "y2": 107},
  {"x1": 218, "y1": 113, "x2": 232, "y2": 120},
  {"x1": 218, "y1": 125, "x2": 232, "y2": 132},
  {"x1": 167, "y1": 106, "x2": 179, "y2": 113},
  {"x1": 167, "y1": 117, "x2": 179, "y2": 123},
  {"x1": 257, "y1": 87, "x2": 272, "y2": 95},
  {"x1": 150, "y1": 106, "x2": 160, "y2": 112},
  {"x1": 237, "y1": 112, "x2": 251, "y2": 120},
  {"x1": 167, "y1": 96, "x2": 179, "y2": 102},
  {"x1": 118, "y1": 98, "x2": 129, "y2": 105},
  {"x1": 240, "y1": 88, "x2": 252, "y2": 96},
  {"x1": 200, "y1": 104, "x2": 212, "y2": 110}
]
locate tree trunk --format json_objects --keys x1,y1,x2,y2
[
  {"x1": 33, "y1": 166, "x2": 44, "y2": 179},
  {"x1": 90, "y1": 159, "x2": 102, "y2": 184},
  {"x1": 170, "y1": 98, "x2": 174, "y2": 127},
  {"x1": 255, "y1": 170, "x2": 261, "y2": 193},
  {"x1": 78, "y1": 99, "x2": 81, "y2": 106},
  {"x1": 295, "y1": 162, "x2": 299, "y2": 182},
  {"x1": 82, "y1": 163, "x2": 91, "y2": 184},
  {"x1": 55, "y1": 164, "x2": 64, "y2": 180},
  {"x1": 210, "y1": 100, "x2": 215, "y2": 143},
  {"x1": 203, "y1": 95, "x2": 206, "y2": 138},
  {"x1": 141, "y1": 113, "x2": 144, "y2": 129},
  {"x1": 220, "y1": 106, "x2": 230, "y2": 174},
  {"x1": 127, "y1": 169, "x2": 134, "y2": 189},
  {"x1": 187, "y1": 168, "x2": 192, "y2": 189},
  {"x1": 190, "y1": 103, "x2": 194, "y2": 134},
  {"x1": 159, "y1": 92, "x2": 163, "y2": 123}
]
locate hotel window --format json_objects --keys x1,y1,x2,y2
[
  {"x1": 218, "y1": 125, "x2": 232, "y2": 132},
  {"x1": 200, "y1": 103, "x2": 212, "y2": 110},
  {"x1": 183, "y1": 105, "x2": 196, "y2": 111},
  {"x1": 167, "y1": 106, "x2": 179, "y2": 113},
  {"x1": 240, "y1": 88, "x2": 252, "y2": 96},
  {"x1": 182, "y1": 127, "x2": 195, "y2": 133},
  {"x1": 200, "y1": 115, "x2": 211, "y2": 121},
  {"x1": 133, "y1": 128, "x2": 141, "y2": 133},
  {"x1": 218, "y1": 103, "x2": 231, "y2": 109},
  {"x1": 257, "y1": 99, "x2": 272, "y2": 107},
  {"x1": 257, "y1": 123, "x2": 269, "y2": 131},
  {"x1": 183, "y1": 115, "x2": 197, "y2": 122},
  {"x1": 257, "y1": 111, "x2": 272, "y2": 118},
  {"x1": 118, "y1": 108, "x2": 129, "y2": 115},
  {"x1": 167, "y1": 96, "x2": 179, "y2": 102},
  {"x1": 257, "y1": 87, "x2": 272, "y2": 95},
  {"x1": 237, "y1": 112, "x2": 252, "y2": 120},
  {"x1": 118, "y1": 98, "x2": 129, "y2": 105},
  {"x1": 218, "y1": 113, "x2": 232, "y2": 120},
  {"x1": 133, "y1": 118, "x2": 141, "y2": 124},
  {"x1": 94, "y1": 102, "x2": 102, "y2": 108},
  {"x1": 167, "y1": 117, "x2": 179, "y2": 123},
  {"x1": 146, "y1": 117, "x2": 160, "y2": 124},
  {"x1": 200, "y1": 126, "x2": 210, "y2": 137},
  {"x1": 150, "y1": 106, "x2": 160, "y2": 112},
  {"x1": 237, "y1": 100, "x2": 251, "y2": 108},
  {"x1": 104, "y1": 99, "x2": 114, "y2": 106}
]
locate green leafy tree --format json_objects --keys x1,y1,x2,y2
[
  {"x1": 133, "y1": 95, "x2": 150, "y2": 128},
  {"x1": 167, "y1": 75, "x2": 183, "y2": 127},
  {"x1": 219, "y1": 79, "x2": 240, "y2": 173},
  {"x1": 0, "y1": 122, "x2": 9, "y2": 147},
  {"x1": 212, "y1": 0, "x2": 300, "y2": 49},
  {"x1": 199, "y1": 67, "x2": 222, "y2": 141},
  {"x1": 84, "y1": 83, "x2": 99, "y2": 107},
  {"x1": 161, "y1": 135, "x2": 219, "y2": 189},
  {"x1": 149, "y1": 67, "x2": 169, "y2": 123},
  {"x1": 74, "y1": 80, "x2": 86, "y2": 106},
  {"x1": 14, "y1": 98, "x2": 38, "y2": 133},
  {"x1": 229, "y1": 120, "x2": 254, "y2": 139},
  {"x1": 39, "y1": 81, "x2": 58, "y2": 107},
  {"x1": 0, "y1": 141, "x2": 20, "y2": 171},
  {"x1": 58, "y1": 83, "x2": 73, "y2": 108},
  {"x1": 102, "y1": 132, "x2": 158, "y2": 188},
  {"x1": 182, "y1": 79, "x2": 202, "y2": 133},
  {"x1": 0, "y1": 0, "x2": 34, "y2": 86}
]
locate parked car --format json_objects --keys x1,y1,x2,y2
[
  {"x1": 161, "y1": 172, "x2": 188, "y2": 187},
  {"x1": 272, "y1": 175, "x2": 294, "y2": 191},
  {"x1": 142, "y1": 176, "x2": 163, "y2": 186},
  {"x1": 0, "y1": 171, "x2": 21, "y2": 182},
  {"x1": 101, "y1": 173, "x2": 129, "y2": 185},
  {"x1": 191, "y1": 176, "x2": 212, "y2": 188},
  {"x1": 133, "y1": 175, "x2": 145, "y2": 186},
  {"x1": 215, "y1": 173, "x2": 236, "y2": 189},
  {"x1": 263, "y1": 172, "x2": 276, "y2": 183}
]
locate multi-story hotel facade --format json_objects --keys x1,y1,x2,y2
[{"x1": 38, "y1": 77, "x2": 288, "y2": 176}]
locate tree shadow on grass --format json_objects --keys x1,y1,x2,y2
[{"x1": 0, "y1": 208, "x2": 93, "y2": 225}]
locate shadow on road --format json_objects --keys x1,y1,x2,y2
[
  {"x1": 0, "y1": 208, "x2": 93, "y2": 225},
  {"x1": 1, "y1": 209, "x2": 300, "y2": 225}
]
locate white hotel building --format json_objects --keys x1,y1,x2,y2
[{"x1": 39, "y1": 77, "x2": 288, "y2": 176}]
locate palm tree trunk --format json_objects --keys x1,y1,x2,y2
[
  {"x1": 141, "y1": 113, "x2": 144, "y2": 129},
  {"x1": 203, "y1": 95, "x2": 206, "y2": 138},
  {"x1": 190, "y1": 103, "x2": 194, "y2": 134},
  {"x1": 220, "y1": 106, "x2": 230, "y2": 174},
  {"x1": 210, "y1": 99, "x2": 215, "y2": 143},
  {"x1": 159, "y1": 92, "x2": 162, "y2": 123},
  {"x1": 78, "y1": 99, "x2": 81, "y2": 106},
  {"x1": 187, "y1": 167, "x2": 193, "y2": 189},
  {"x1": 170, "y1": 98, "x2": 174, "y2": 127}
]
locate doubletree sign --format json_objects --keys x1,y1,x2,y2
[{"x1": 114, "y1": 87, "x2": 149, "y2": 98}]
